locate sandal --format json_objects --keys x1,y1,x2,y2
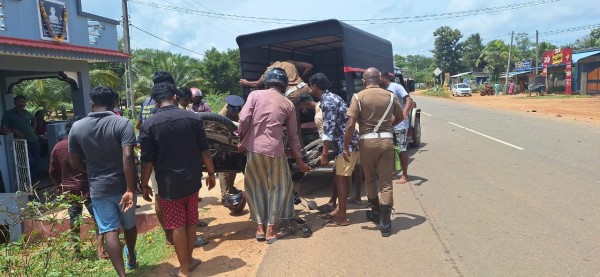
[
  {"x1": 316, "y1": 204, "x2": 335, "y2": 213},
  {"x1": 188, "y1": 258, "x2": 202, "y2": 272},
  {"x1": 324, "y1": 219, "x2": 350, "y2": 227},
  {"x1": 255, "y1": 233, "x2": 266, "y2": 242},
  {"x1": 123, "y1": 246, "x2": 138, "y2": 270},
  {"x1": 266, "y1": 229, "x2": 291, "y2": 244},
  {"x1": 318, "y1": 213, "x2": 336, "y2": 220}
]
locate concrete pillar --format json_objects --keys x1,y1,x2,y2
[{"x1": 71, "y1": 70, "x2": 91, "y2": 116}]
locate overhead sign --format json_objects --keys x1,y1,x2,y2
[
  {"x1": 36, "y1": 0, "x2": 69, "y2": 43},
  {"x1": 434, "y1": 67, "x2": 442, "y2": 76},
  {"x1": 542, "y1": 48, "x2": 572, "y2": 66},
  {"x1": 515, "y1": 60, "x2": 532, "y2": 69}
]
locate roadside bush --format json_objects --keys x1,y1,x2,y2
[{"x1": 0, "y1": 193, "x2": 101, "y2": 276}]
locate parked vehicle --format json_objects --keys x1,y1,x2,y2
[{"x1": 451, "y1": 83, "x2": 472, "y2": 96}]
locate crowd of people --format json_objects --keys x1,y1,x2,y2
[{"x1": 39, "y1": 60, "x2": 414, "y2": 276}]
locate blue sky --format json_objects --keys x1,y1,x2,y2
[{"x1": 82, "y1": 0, "x2": 599, "y2": 59}]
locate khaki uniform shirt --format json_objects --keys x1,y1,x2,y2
[
  {"x1": 347, "y1": 85, "x2": 402, "y2": 136},
  {"x1": 262, "y1": 60, "x2": 303, "y2": 89}
]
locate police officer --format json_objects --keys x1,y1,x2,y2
[
  {"x1": 343, "y1": 67, "x2": 403, "y2": 237},
  {"x1": 218, "y1": 95, "x2": 245, "y2": 205}
]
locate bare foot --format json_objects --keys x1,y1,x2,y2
[{"x1": 398, "y1": 175, "x2": 408, "y2": 184}]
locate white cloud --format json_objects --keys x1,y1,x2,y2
[{"x1": 88, "y1": 0, "x2": 600, "y2": 58}]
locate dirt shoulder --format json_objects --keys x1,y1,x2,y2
[{"x1": 415, "y1": 91, "x2": 600, "y2": 125}]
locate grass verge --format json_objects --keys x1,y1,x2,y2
[
  {"x1": 96, "y1": 227, "x2": 172, "y2": 277},
  {"x1": 422, "y1": 88, "x2": 451, "y2": 98}
]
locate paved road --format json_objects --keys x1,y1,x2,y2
[{"x1": 256, "y1": 95, "x2": 600, "y2": 276}]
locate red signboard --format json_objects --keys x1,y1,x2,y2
[
  {"x1": 542, "y1": 48, "x2": 573, "y2": 95},
  {"x1": 543, "y1": 48, "x2": 573, "y2": 65}
]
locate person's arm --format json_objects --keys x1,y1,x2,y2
[
  {"x1": 202, "y1": 151, "x2": 216, "y2": 190},
  {"x1": 195, "y1": 119, "x2": 216, "y2": 189},
  {"x1": 120, "y1": 123, "x2": 138, "y2": 212},
  {"x1": 391, "y1": 98, "x2": 404, "y2": 126},
  {"x1": 236, "y1": 93, "x2": 255, "y2": 140},
  {"x1": 295, "y1": 61, "x2": 313, "y2": 79},
  {"x1": 139, "y1": 124, "x2": 154, "y2": 201},
  {"x1": 319, "y1": 101, "x2": 337, "y2": 166},
  {"x1": 286, "y1": 105, "x2": 310, "y2": 172},
  {"x1": 342, "y1": 116, "x2": 357, "y2": 161},
  {"x1": 239, "y1": 78, "x2": 264, "y2": 88},
  {"x1": 48, "y1": 149, "x2": 61, "y2": 188},
  {"x1": 30, "y1": 113, "x2": 37, "y2": 130},
  {"x1": 403, "y1": 96, "x2": 413, "y2": 119}
]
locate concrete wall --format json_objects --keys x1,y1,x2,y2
[{"x1": 0, "y1": 0, "x2": 119, "y2": 51}]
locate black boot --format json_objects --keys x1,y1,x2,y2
[
  {"x1": 366, "y1": 198, "x2": 380, "y2": 224},
  {"x1": 379, "y1": 205, "x2": 392, "y2": 237}
]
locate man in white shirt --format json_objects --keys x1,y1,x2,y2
[{"x1": 380, "y1": 72, "x2": 413, "y2": 184}]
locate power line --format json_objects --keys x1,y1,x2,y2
[
  {"x1": 129, "y1": 23, "x2": 204, "y2": 57},
  {"x1": 188, "y1": 0, "x2": 244, "y2": 33},
  {"x1": 129, "y1": 0, "x2": 561, "y2": 25},
  {"x1": 174, "y1": 0, "x2": 238, "y2": 35}
]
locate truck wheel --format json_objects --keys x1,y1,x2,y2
[
  {"x1": 196, "y1": 112, "x2": 237, "y2": 134},
  {"x1": 409, "y1": 116, "x2": 421, "y2": 148}
]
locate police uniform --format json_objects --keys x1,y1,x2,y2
[
  {"x1": 347, "y1": 85, "x2": 402, "y2": 207},
  {"x1": 262, "y1": 61, "x2": 310, "y2": 101},
  {"x1": 218, "y1": 95, "x2": 245, "y2": 201}
]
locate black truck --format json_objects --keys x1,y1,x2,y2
[{"x1": 199, "y1": 19, "x2": 421, "y2": 174}]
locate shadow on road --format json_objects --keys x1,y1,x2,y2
[
  {"x1": 359, "y1": 212, "x2": 427, "y2": 235},
  {"x1": 410, "y1": 175, "x2": 429, "y2": 186}
]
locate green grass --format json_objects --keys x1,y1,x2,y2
[
  {"x1": 422, "y1": 88, "x2": 451, "y2": 98},
  {"x1": 96, "y1": 228, "x2": 173, "y2": 277}
]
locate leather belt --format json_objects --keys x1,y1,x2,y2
[
  {"x1": 285, "y1": 82, "x2": 306, "y2": 97},
  {"x1": 359, "y1": 132, "x2": 393, "y2": 140}
]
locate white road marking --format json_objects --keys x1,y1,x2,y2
[
  {"x1": 422, "y1": 112, "x2": 433, "y2": 116},
  {"x1": 448, "y1": 122, "x2": 525, "y2": 150}
]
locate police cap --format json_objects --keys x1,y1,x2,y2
[{"x1": 225, "y1": 95, "x2": 245, "y2": 113}]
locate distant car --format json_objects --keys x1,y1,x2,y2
[{"x1": 451, "y1": 83, "x2": 472, "y2": 96}]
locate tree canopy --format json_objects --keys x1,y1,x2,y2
[{"x1": 433, "y1": 26, "x2": 463, "y2": 77}]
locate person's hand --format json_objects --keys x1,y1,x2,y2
[
  {"x1": 239, "y1": 79, "x2": 249, "y2": 87},
  {"x1": 141, "y1": 185, "x2": 153, "y2": 202},
  {"x1": 0, "y1": 126, "x2": 11, "y2": 135},
  {"x1": 297, "y1": 161, "x2": 311, "y2": 173},
  {"x1": 238, "y1": 144, "x2": 247, "y2": 153},
  {"x1": 319, "y1": 152, "x2": 329, "y2": 166},
  {"x1": 13, "y1": 130, "x2": 24, "y2": 139},
  {"x1": 120, "y1": 191, "x2": 135, "y2": 212},
  {"x1": 206, "y1": 173, "x2": 216, "y2": 190},
  {"x1": 342, "y1": 148, "x2": 351, "y2": 162}
]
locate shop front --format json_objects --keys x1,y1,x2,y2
[{"x1": 0, "y1": 0, "x2": 127, "y2": 240}]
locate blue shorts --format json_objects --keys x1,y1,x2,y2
[{"x1": 92, "y1": 194, "x2": 137, "y2": 234}]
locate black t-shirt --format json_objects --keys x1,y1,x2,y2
[{"x1": 139, "y1": 105, "x2": 210, "y2": 200}]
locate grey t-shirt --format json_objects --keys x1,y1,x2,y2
[{"x1": 68, "y1": 111, "x2": 137, "y2": 198}]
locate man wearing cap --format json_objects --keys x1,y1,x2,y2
[
  {"x1": 343, "y1": 67, "x2": 403, "y2": 237},
  {"x1": 217, "y1": 95, "x2": 245, "y2": 205},
  {"x1": 190, "y1": 87, "x2": 211, "y2": 112}
]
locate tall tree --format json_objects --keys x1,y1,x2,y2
[
  {"x1": 433, "y1": 26, "x2": 463, "y2": 78},
  {"x1": 460, "y1": 33, "x2": 484, "y2": 71},
  {"x1": 393, "y1": 54, "x2": 408, "y2": 69},
  {"x1": 573, "y1": 28, "x2": 600, "y2": 49},
  {"x1": 200, "y1": 47, "x2": 241, "y2": 95},
  {"x1": 514, "y1": 33, "x2": 534, "y2": 61},
  {"x1": 477, "y1": 40, "x2": 510, "y2": 81}
]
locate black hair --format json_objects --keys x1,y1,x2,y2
[
  {"x1": 176, "y1": 86, "x2": 192, "y2": 100},
  {"x1": 35, "y1": 110, "x2": 45, "y2": 117},
  {"x1": 65, "y1": 115, "x2": 84, "y2": 135},
  {"x1": 152, "y1": 71, "x2": 175, "y2": 85},
  {"x1": 380, "y1": 72, "x2": 394, "y2": 82},
  {"x1": 89, "y1": 86, "x2": 118, "y2": 108},
  {"x1": 295, "y1": 93, "x2": 315, "y2": 105},
  {"x1": 308, "y1": 73, "x2": 330, "y2": 90},
  {"x1": 14, "y1": 95, "x2": 26, "y2": 102},
  {"x1": 151, "y1": 82, "x2": 177, "y2": 103}
]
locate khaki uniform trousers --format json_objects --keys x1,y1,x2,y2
[
  {"x1": 218, "y1": 172, "x2": 236, "y2": 198},
  {"x1": 358, "y1": 138, "x2": 395, "y2": 206}
]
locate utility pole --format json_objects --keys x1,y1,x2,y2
[
  {"x1": 122, "y1": 0, "x2": 135, "y2": 118},
  {"x1": 504, "y1": 31, "x2": 514, "y2": 94},
  {"x1": 535, "y1": 30, "x2": 539, "y2": 75}
]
